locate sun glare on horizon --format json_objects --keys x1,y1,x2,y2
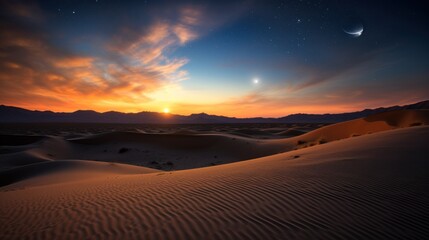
[{"x1": 163, "y1": 107, "x2": 170, "y2": 114}]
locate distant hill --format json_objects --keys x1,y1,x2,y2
[
  {"x1": 279, "y1": 100, "x2": 429, "y2": 123},
  {"x1": 0, "y1": 100, "x2": 428, "y2": 124}
]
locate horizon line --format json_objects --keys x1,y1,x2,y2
[{"x1": 1, "y1": 99, "x2": 427, "y2": 119}]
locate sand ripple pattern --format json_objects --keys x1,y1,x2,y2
[{"x1": 1, "y1": 127, "x2": 429, "y2": 239}]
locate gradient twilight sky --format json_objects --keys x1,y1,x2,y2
[{"x1": 0, "y1": 0, "x2": 428, "y2": 117}]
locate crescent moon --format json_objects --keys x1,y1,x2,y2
[{"x1": 344, "y1": 27, "x2": 363, "y2": 37}]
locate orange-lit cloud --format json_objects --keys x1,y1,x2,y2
[
  {"x1": 173, "y1": 24, "x2": 198, "y2": 44},
  {"x1": 0, "y1": 2, "x2": 204, "y2": 113}
]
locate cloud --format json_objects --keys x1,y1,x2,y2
[
  {"x1": 173, "y1": 24, "x2": 198, "y2": 44},
  {"x1": 1, "y1": 1, "x2": 44, "y2": 22},
  {"x1": 285, "y1": 48, "x2": 388, "y2": 92},
  {"x1": 100, "y1": 5, "x2": 208, "y2": 91},
  {"x1": 0, "y1": 2, "x2": 206, "y2": 112}
]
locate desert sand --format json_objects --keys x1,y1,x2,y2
[{"x1": 1, "y1": 109, "x2": 429, "y2": 239}]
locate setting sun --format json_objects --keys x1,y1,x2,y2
[{"x1": 163, "y1": 107, "x2": 170, "y2": 114}]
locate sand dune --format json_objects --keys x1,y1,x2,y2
[
  {"x1": 274, "y1": 128, "x2": 307, "y2": 137},
  {"x1": 0, "y1": 160, "x2": 158, "y2": 188},
  {"x1": 1, "y1": 109, "x2": 429, "y2": 239},
  {"x1": 1, "y1": 110, "x2": 425, "y2": 172},
  {"x1": 2, "y1": 131, "x2": 287, "y2": 170},
  {"x1": 0, "y1": 150, "x2": 51, "y2": 171},
  {"x1": 1, "y1": 126, "x2": 428, "y2": 239},
  {"x1": 0, "y1": 109, "x2": 427, "y2": 173},
  {"x1": 0, "y1": 135, "x2": 45, "y2": 146},
  {"x1": 286, "y1": 109, "x2": 429, "y2": 148}
]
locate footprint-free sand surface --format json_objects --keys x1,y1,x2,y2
[{"x1": 1, "y1": 110, "x2": 428, "y2": 239}]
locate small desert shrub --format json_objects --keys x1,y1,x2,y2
[
  {"x1": 150, "y1": 161, "x2": 159, "y2": 165},
  {"x1": 319, "y1": 139, "x2": 328, "y2": 144},
  {"x1": 410, "y1": 122, "x2": 422, "y2": 127},
  {"x1": 118, "y1": 148, "x2": 129, "y2": 154},
  {"x1": 293, "y1": 155, "x2": 300, "y2": 159},
  {"x1": 297, "y1": 140, "x2": 307, "y2": 145}
]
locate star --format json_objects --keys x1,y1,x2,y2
[{"x1": 72, "y1": 10, "x2": 76, "y2": 14}]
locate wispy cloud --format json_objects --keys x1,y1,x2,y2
[
  {"x1": 0, "y1": 2, "x2": 205, "y2": 112},
  {"x1": 111, "y1": 6, "x2": 203, "y2": 85}
]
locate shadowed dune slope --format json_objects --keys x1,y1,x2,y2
[
  {"x1": 1, "y1": 126, "x2": 428, "y2": 239},
  {"x1": 66, "y1": 132, "x2": 289, "y2": 169},
  {"x1": 0, "y1": 135, "x2": 45, "y2": 146},
  {"x1": 0, "y1": 150, "x2": 51, "y2": 171},
  {"x1": 274, "y1": 128, "x2": 307, "y2": 137},
  {"x1": 0, "y1": 160, "x2": 159, "y2": 188}
]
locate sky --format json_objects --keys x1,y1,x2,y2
[{"x1": 0, "y1": 0, "x2": 428, "y2": 117}]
